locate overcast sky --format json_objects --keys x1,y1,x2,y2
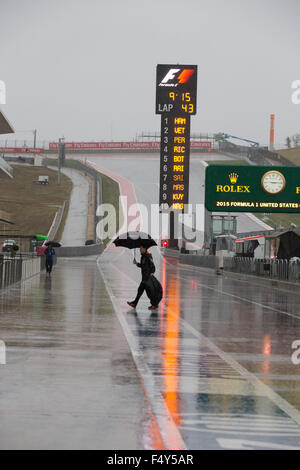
[{"x1": 0, "y1": 0, "x2": 299, "y2": 146}]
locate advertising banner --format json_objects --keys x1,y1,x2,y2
[
  {"x1": 206, "y1": 165, "x2": 300, "y2": 213},
  {"x1": 0, "y1": 147, "x2": 44, "y2": 154},
  {"x1": 48, "y1": 141, "x2": 211, "y2": 151}
]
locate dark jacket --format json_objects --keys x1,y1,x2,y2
[
  {"x1": 137, "y1": 252, "x2": 155, "y2": 281},
  {"x1": 45, "y1": 248, "x2": 55, "y2": 261}
]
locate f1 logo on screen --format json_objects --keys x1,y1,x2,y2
[
  {"x1": 159, "y1": 68, "x2": 195, "y2": 87},
  {"x1": 156, "y1": 64, "x2": 197, "y2": 116}
]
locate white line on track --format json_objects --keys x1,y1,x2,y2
[{"x1": 97, "y1": 260, "x2": 187, "y2": 451}]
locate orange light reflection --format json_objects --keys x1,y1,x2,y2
[
  {"x1": 262, "y1": 334, "x2": 271, "y2": 376},
  {"x1": 163, "y1": 274, "x2": 181, "y2": 426}
]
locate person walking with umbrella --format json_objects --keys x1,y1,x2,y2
[
  {"x1": 127, "y1": 242, "x2": 157, "y2": 310},
  {"x1": 44, "y1": 241, "x2": 60, "y2": 275},
  {"x1": 113, "y1": 232, "x2": 163, "y2": 310}
]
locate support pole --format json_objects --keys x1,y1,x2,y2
[{"x1": 204, "y1": 208, "x2": 212, "y2": 254}]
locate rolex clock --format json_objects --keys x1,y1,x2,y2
[{"x1": 261, "y1": 170, "x2": 286, "y2": 195}]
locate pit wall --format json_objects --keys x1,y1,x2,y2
[
  {"x1": 55, "y1": 244, "x2": 104, "y2": 257},
  {"x1": 179, "y1": 253, "x2": 219, "y2": 269}
]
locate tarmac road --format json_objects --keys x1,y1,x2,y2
[{"x1": 60, "y1": 168, "x2": 89, "y2": 246}]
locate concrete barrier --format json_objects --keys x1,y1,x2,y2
[
  {"x1": 55, "y1": 243, "x2": 104, "y2": 257},
  {"x1": 163, "y1": 248, "x2": 180, "y2": 259}
]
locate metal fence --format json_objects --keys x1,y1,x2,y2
[
  {"x1": 0, "y1": 253, "x2": 41, "y2": 289},
  {"x1": 0, "y1": 140, "x2": 48, "y2": 149},
  {"x1": 0, "y1": 256, "x2": 22, "y2": 288},
  {"x1": 224, "y1": 257, "x2": 300, "y2": 282}
]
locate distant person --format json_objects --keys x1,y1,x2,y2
[
  {"x1": 44, "y1": 244, "x2": 55, "y2": 275},
  {"x1": 127, "y1": 244, "x2": 159, "y2": 310}
]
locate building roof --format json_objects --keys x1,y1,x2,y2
[
  {"x1": 265, "y1": 228, "x2": 300, "y2": 239},
  {"x1": 0, "y1": 109, "x2": 14, "y2": 135}
]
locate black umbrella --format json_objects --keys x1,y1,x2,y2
[
  {"x1": 113, "y1": 232, "x2": 157, "y2": 250},
  {"x1": 45, "y1": 241, "x2": 61, "y2": 248}
]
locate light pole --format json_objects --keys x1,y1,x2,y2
[{"x1": 58, "y1": 137, "x2": 62, "y2": 186}]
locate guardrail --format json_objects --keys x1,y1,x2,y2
[{"x1": 47, "y1": 201, "x2": 66, "y2": 241}]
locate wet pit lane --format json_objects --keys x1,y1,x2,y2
[
  {"x1": 100, "y1": 248, "x2": 300, "y2": 450},
  {"x1": 0, "y1": 251, "x2": 300, "y2": 450}
]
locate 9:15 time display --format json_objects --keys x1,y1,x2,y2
[{"x1": 169, "y1": 92, "x2": 194, "y2": 114}]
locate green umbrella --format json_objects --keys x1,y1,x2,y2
[{"x1": 36, "y1": 234, "x2": 49, "y2": 240}]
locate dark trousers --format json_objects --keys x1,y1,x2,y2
[
  {"x1": 45, "y1": 259, "x2": 53, "y2": 273},
  {"x1": 134, "y1": 281, "x2": 146, "y2": 306}
]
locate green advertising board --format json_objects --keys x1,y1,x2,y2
[{"x1": 205, "y1": 165, "x2": 300, "y2": 213}]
